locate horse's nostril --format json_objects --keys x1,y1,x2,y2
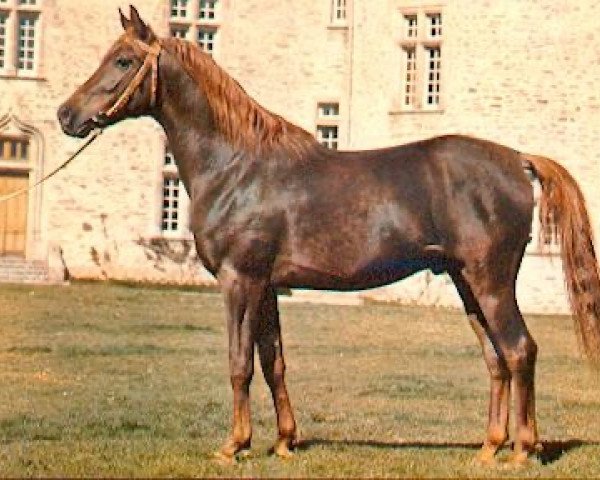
[{"x1": 57, "y1": 105, "x2": 73, "y2": 126}]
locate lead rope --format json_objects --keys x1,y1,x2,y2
[{"x1": 0, "y1": 128, "x2": 103, "y2": 204}]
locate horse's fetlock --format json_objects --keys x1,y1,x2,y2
[
  {"x1": 230, "y1": 372, "x2": 252, "y2": 389},
  {"x1": 487, "y1": 426, "x2": 508, "y2": 447}
]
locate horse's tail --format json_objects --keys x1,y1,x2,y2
[{"x1": 526, "y1": 154, "x2": 600, "y2": 364}]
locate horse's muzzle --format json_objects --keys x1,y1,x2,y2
[{"x1": 57, "y1": 104, "x2": 97, "y2": 138}]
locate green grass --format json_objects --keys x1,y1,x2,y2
[{"x1": 0, "y1": 283, "x2": 599, "y2": 477}]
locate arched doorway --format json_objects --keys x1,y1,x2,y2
[
  {"x1": 0, "y1": 136, "x2": 29, "y2": 255},
  {"x1": 0, "y1": 112, "x2": 43, "y2": 261}
]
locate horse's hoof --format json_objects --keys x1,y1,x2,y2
[
  {"x1": 268, "y1": 437, "x2": 296, "y2": 459},
  {"x1": 213, "y1": 450, "x2": 236, "y2": 465},
  {"x1": 213, "y1": 447, "x2": 251, "y2": 465},
  {"x1": 503, "y1": 451, "x2": 539, "y2": 469},
  {"x1": 472, "y1": 446, "x2": 498, "y2": 466},
  {"x1": 274, "y1": 440, "x2": 295, "y2": 459},
  {"x1": 215, "y1": 437, "x2": 251, "y2": 464}
]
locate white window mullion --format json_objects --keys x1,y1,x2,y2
[
  {"x1": 170, "y1": 24, "x2": 189, "y2": 40},
  {"x1": 0, "y1": 0, "x2": 42, "y2": 77},
  {"x1": 0, "y1": 11, "x2": 8, "y2": 71},
  {"x1": 197, "y1": 27, "x2": 216, "y2": 54},
  {"x1": 16, "y1": 11, "x2": 38, "y2": 74},
  {"x1": 161, "y1": 150, "x2": 189, "y2": 237},
  {"x1": 316, "y1": 126, "x2": 339, "y2": 150},
  {"x1": 316, "y1": 102, "x2": 340, "y2": 149},
  {"x1": 424, "y1": 46, "x2": 441, "y2": 107},
  {"x1": 199, "y1": 0, "x2": 217, "y2": 21},
  {"x1": 403, "y1": 47, "x2": 417, "y2": 108},
  {"x1": 170, "y1": 0, "x2": 189, "y2": 20}
]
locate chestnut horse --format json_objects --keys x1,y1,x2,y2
[{"x1": 58, "y1": 6, "x2": 600, "y2": 465}]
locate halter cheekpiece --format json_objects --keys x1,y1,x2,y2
[{"x1": 95, "y1": 36, "x2": 161, "y2": 122}]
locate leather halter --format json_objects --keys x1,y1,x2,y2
[{"x1": 95, "y1": 36, "x2": 161, "y2": 121}]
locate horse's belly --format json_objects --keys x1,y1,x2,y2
[{"x1": 271, "y1": 256, "x2": 435, "y2": 291}]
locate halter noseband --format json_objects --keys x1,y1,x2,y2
[{"x1": 94, "y1": 36, "x2": 161, "y2": 123}]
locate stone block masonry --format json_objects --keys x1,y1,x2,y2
[{"x1": 1, "y1": 0, "x2": 596, "y2": 314}]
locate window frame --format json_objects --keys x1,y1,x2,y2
[
  {"x1": 316, "y1": 101, "x2": 341, "y2": 150},
  {"x1": 316, "y1": 125, "x2": 339, "y2": 150},
  {"x1": 394, "y1": 7, "x2": 443, "y2": 113},
  {"x1": 330, "y1": 0, "x2": 348, "y2": 26},
  {"x1": 196, "y1": 26, "x2": 217, "y2": 55},
  {"x1": 159, "y1": 147, "x2": 191, "y2": 239},
  {"x1": 0, "y1": 0, "x2": 43, "y2": 78}
]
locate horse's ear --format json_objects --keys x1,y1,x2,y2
[
  {"x1": 119, "y1": 8, "x2": 130, "y2": 30},
  {"x1": 129, "y1": 5, "x2": 154, "y2": 42}
]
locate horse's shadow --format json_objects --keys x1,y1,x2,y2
[{"x1": 295, "y1": 438, "x2": 598, "y2": 465}]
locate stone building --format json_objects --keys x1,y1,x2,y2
[{"x1": 1, "y1": 0, "x2": 598, "y2": 313}]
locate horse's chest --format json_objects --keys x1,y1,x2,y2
[{"x1": 191, "y1": 201, "x2": 283, "y2": 278}]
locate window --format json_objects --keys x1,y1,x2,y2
[
  {"x1": 427, "y1": 12, "x2": 442, "y2": 38},
  {"x1": 0, "y1": 13, "x2": 7, "y2": 69},
  {"x1": 160, "y1": 149, "x2": 189, "y2": 236},
  {"x1": 404, "y1": 48, "x2": 417, "y2": 107},
  {"x1": 197, "y1": 28, "x2": 216, "y2": 54},
  {"x1": 170, "y1": 0, "x2": 188, "y2": 19},
  {"x1": 199, "y1": 0, "x2": 217, "y2": 20},
  {"x1": 318, "y1": 103, "x2": 339, "y2": 118},
  {"x1": 17, "y1": 13, "x2": 37, "y2": 71},
  {"x1": 405, "y1": 14, "x2": 417, "y2": 38},
  {"x1": 0, "y1": 137, "x2": 28, "y2": 160},
  {"x1": 330, "y1": 0, "x2": 347, "y2": 24},
  {"x1": 316, "y1": 102, "x2": 340, "y2": 150},
  {"x1": 425, "y1": 47, "x2": 441, "y2": 107},
  {"x1": 162, "y1": 177, "x2": 181, "y2": 233},
  {"x1": 397, "y1": 9, "x2": 443, "y2": 111},
  {"x1": 169, "y1": 0, "x2": 220, "y2": 55},
  {"x1": 316, "y1": 126, "x2": 339, "y2": 150},
  {"x1": 0, "y1": 0, "x2": 42, "y2": 77},
  {"x1": 170, "y1": 25, "x2": 188, "y2": 39}
]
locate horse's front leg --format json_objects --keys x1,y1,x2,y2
[{"x1": 216, "y1": 266, "x2": 267, "y2": 461}]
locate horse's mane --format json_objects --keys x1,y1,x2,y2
[{"x1": 161, "y1": 37, "x2": 317, "y2": 157}]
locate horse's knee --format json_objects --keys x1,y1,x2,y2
[
  {"x1": 481, "y1": 342, "x2": 508, "y2": 378},
  {"x1": 505, "y1": 336, "x2": 537, "y2": 373}
]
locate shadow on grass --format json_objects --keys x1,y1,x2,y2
[
  {"x1": 538, "y1": 439, "x2": 600, "y2": 465},
  {"x1": 296, "y1": 438, "x2": 481, "y2": 451},
  {"x1": 296, "y1": 438, "x2": 600, "y2": 465}
]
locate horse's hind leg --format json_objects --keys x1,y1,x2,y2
[
  {"x1": 459, "y1": 268, "x2": 539, "y2": 465},
  {"x1": 256, "y1": 286, "x2": 297, "y2": 457},
  {"x1": 452, "y1": 272, "x2": 510, "y2": 464}
]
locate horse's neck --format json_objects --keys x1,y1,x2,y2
[{"x1": 153, "y1": 50, "x2": 235, "y2": 195}]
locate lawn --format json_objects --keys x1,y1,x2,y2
[{"x1": 0, "y1": 282, "x2": 599, "y2": 477}]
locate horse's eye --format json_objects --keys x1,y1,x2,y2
[{"x1": 115, "y1": 57, "x2": 132, "y2": 70}]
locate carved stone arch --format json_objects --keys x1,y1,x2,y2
[{"x1": 0, "y1": 110, "x2": 45, "y2": 258}]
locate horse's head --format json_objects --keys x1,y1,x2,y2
[{"x1": 58, "y1": 5, "x2": 160, "y2": 138}]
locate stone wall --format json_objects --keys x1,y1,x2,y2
[{"x1": 1, "y1": 0, "x2": 597, "y2": 314}]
